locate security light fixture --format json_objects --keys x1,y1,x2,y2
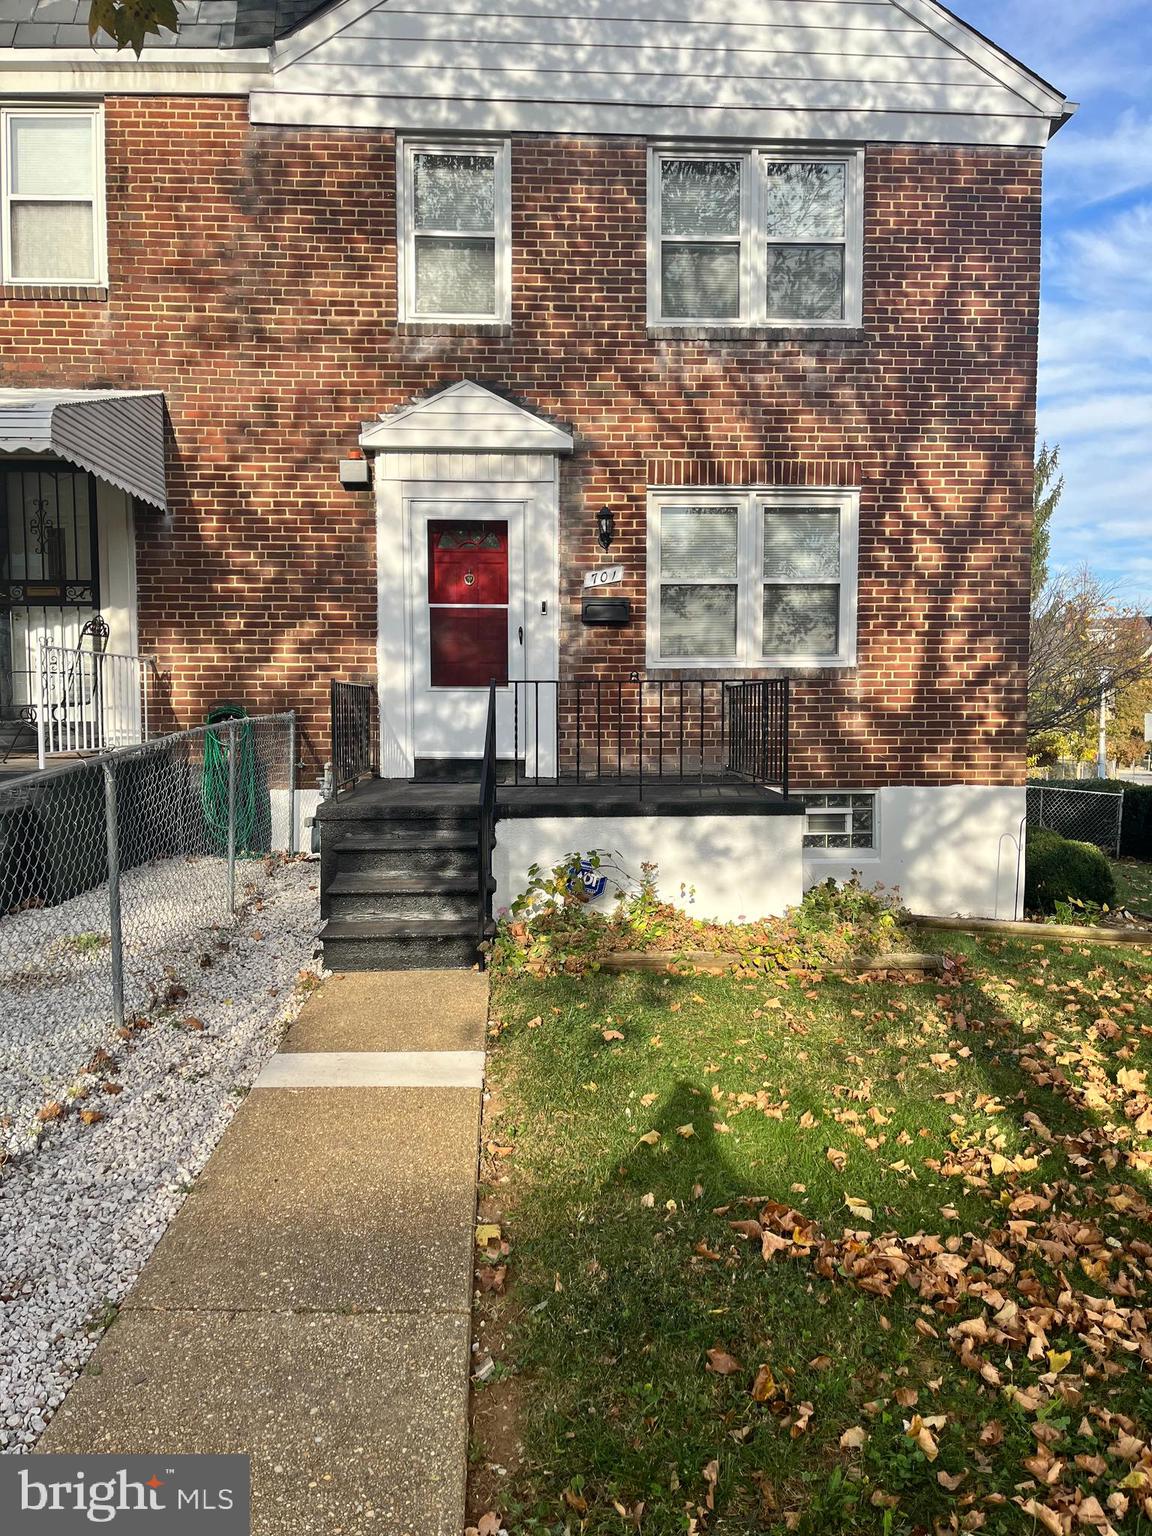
[{"x1": 339, "y1": 449, "x2": 370, "y2": 490}]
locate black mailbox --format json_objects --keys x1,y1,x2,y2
[{"x1": 582, "y1": 596, "x2": 631, "y2": 626}]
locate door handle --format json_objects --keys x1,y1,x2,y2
[{"x1": 518, "y1": 626, "x2": 524, "y2": 645}]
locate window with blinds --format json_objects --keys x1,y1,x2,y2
[
  {"x1": 650, "y1": 148, "x2": 862, "y2": 328},
  {"x1": 400, "y1": 140, "x2": 510, "y2": 323},
  {"x1": 1, "y1": 107, "x2": 104, "y2": 285},
  {"x1": 648, "y1": 491, "x2": 858, "y2": 666}
]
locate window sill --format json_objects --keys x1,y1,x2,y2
[
  {"x1": 803, "y1": 848, "x2": 881, "y2": 861},
  {"x1": 1, "y1": 284, "x2": 108, "y2": 302},
  {"x1": 397, "y1": 320, "x2": 512, "y2": 338},
  {"x1": 649, "y1": 325, "x2": 867, "y2": 343},
  {"x1": 645, "y1": 660, "x2": 858, "y2": 675}
]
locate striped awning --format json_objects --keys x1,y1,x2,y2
[{"x1": 0, "y1": 388, "x2": 166, "y2": 510}]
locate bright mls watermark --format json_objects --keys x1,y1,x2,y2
[{"x1": 1, "y1": 1456, "x2": 250, "y2": 1532}]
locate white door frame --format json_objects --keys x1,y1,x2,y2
[{"x1": 373, "y1": 457, "x2": 560, "y2": 778}]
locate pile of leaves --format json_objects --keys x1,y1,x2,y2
[{"x1": 489, "y1": 855, "x2": 909, "y2": 977}]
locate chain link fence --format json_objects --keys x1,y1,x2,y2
[
  {"x1": 1, "y1": 714, "x2": 297, "y2": 1155},
  {"x1": 1026, "y1": 783, "x2": 1124, "y2": 857}
]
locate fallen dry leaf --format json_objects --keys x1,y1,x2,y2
[
  {"x1": 706, "y1": 1348, "x2": 742, "y2": 1376},
  {"x1": 752, "y1": 1364, "x2": 776, "y2": 1402}
]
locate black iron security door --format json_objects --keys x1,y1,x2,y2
[{"x1": 0, "y1": 464, "x2": 100, "y2": 717}]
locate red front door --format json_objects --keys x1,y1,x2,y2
[{"x1": 427, "y1": 520, "x2": 510, "y2": 688}]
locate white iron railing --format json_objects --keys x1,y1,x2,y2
[{"x1": 36, "y1": 641, "x2": 154, "y2": 767}]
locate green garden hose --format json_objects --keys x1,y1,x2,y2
[{"x1": 201, "y1": 704, "x2": 260, "y2": 855}]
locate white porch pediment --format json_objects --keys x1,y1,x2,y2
[{"x1": 360, "y1": 381, "x2": 574, "y2": 456}]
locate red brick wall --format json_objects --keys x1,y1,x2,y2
[{"x1": 0, "y1": 98, "x2": 1040, "y2": 786}]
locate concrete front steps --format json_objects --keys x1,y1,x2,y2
[{"x1": 318, "y1": 784, "x2": 489, "y2": 971}]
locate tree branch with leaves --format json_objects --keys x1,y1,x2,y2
[
  {"x1": 1029, "y1": 569, "x2": 1151, "y2": 739},
  {"x1": 88, "y1": 0, "x2": 180, "y2": 54}
]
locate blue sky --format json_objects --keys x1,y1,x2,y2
[{"x1": 952, "y1": 0, "x2": 1152, "y2": 606}]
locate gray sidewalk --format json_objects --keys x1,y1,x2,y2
[{"x1": 38, "y1": 970, "x2": 488, "y2": 1536}]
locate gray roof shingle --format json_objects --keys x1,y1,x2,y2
[{"x1": 0, "y1": 0, "x2": 336, "y2": 46}]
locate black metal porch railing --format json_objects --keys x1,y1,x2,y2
[
  {"x1": 478, "y1": 683, "x2": 498, "y2": 943},
  {"x1": 330, "y1": 680, "x2": 378, "y2": 793},
  {"x1": 489, "y1": 678, "x2": 789, "y2": 797}
]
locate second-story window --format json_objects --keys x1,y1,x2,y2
[
  {"x1": 650, "y1": 148, "x2": 862, "y2": 328},
  {"x1": 399, "y1": 139, "x2": 511, "y2": 324},
  {"x1": 1, "y1": 105, "x2": 105, "y2": 285}
]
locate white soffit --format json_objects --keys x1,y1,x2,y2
[
  {"x1": 0, "y1": 389, "x2": 167, "y2": 509},
  {"x1": 361, "y1": 381, "x2": 574, "y2": 454},
  {"x1": 255, "y1": 0, "x2": 1072, "y2": 146}
]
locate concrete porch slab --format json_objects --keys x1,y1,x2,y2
[
  {"x1": 282, "y1": 970, "x2": 488, "y2": 1054},
  {"x1": 37, "y1": 1308, "x2": 470, "y2": 1536},
  {"x1": 126, "y1": 1086, "x2": 480, "y2": 1316}
]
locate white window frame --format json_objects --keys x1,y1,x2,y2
[
  {"x1": 647, "y1": 145, "x2": 863, "y2": 329},
  {"x1": 645, "y1": 487, "x2": 859, "y2": 669},
  {"x1": 797, "y1": 790, "x2": 879, "y2": 855},
  {"x1": 0, "y1": 103, "x2": 107, "y2": 287},
  {"x1": 397, "y1": 137, "x2": 511, "y2": 325}
]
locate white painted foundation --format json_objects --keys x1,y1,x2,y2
[
  {"x1": 493, "y1": 813, "x2": 804, "y2": 923},
  {"x1": 270, "y1": 786, "x2": 322, "y2": 854},
  {"x1": 801, "y1": 785, "x2": 1026, "y2": 920}
]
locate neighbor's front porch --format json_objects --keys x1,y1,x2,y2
[{"x1": 0, "y1": 389, "x2": 167, "y2": 781}]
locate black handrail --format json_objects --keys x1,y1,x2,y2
[
  {"x1": 498, "y1": 678, "x2": 790, "y2": 797},
  {"x1": 330, "y1": 680, "x2": 378, "y2": 793},
  {"x1": 477, "y1": 681, "x2": 498, "y2": 945}
]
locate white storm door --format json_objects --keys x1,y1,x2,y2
[{"x1": 410, "y1": 499, "x2": 526, "y2": 761}]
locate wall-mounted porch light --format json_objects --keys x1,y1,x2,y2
[
  {"x1": 596, "y1": 506, "x2": 616, "y2": 551},
  {"x1": 339, "y1": 447, "x2": 371, "y2": 490}
]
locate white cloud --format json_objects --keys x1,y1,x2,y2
[
  {"x1": 1045, "y1": 110, "x2": 1152, "y2": 207},
  {"x1": 1035, "y1": 197, "x2": 1152, "y2": 601},
  {"x1": 1040, "y1": 393, "x2": 1152, "y2": 442}
]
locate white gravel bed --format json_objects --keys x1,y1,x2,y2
[
  {"x1": 1, "y1": 854, "x2": 288, "y2": 1156},
  {"x1": 0, "y1": 857, "x2": 322, "y2": 1452}
]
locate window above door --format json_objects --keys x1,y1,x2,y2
[
  {"x1": 0, "y1": 104, "x2": 106, "y2": 287},
  {"x1": 646, "y1": 488, "x2": 859, "y2": 668},
  {"x1": 397, "y1": 138, "x2": 511, "y2": 325},
  {"x1": 648, "y1": 147, "x2": 863, "y2": 329}
]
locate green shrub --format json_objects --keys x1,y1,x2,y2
[
  {"x1": 490, "y1": 855, "x2": 909, "y2": 976},
  {"x1": 1030, "y1": 777, "x2": 1152, "y2": 859},
  {"x1": 1024, "y1": 828, "x2": 1117, "y2": 913}
]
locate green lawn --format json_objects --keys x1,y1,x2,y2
[
  {"x1": 474, "y1": 933, "x2": 1152, "y2": 1535},
  {"x1": 1111, "y1": 859, "x2": 1152, "y2": 915}
]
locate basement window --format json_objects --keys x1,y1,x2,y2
[
  {"x1": 1, "y1": 105, "x2": 106, "y2": 285},
  {"x1": 398, "y1": 138, "x2": 511, "y2": 324},
  {"x1": 798, "y1": 792, "x2": 877, "y2": 851}
]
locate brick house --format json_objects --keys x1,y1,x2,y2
[{"x1": 0, "y1": 0, "x2": 1072, "y2": 964}]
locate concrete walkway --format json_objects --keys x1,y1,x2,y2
[{"x1": 39, "y1": 970, "x2": 488, "y2": 1536}]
